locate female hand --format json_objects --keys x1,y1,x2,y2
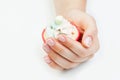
[{"x1": 43, "y1": 10, "x2": 100, "y2": 70}]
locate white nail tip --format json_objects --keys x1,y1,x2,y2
[{"x1": 84, "y1": 36, "x2": 92, "y2": 47}]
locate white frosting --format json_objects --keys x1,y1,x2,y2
[{"x1": 43, "y1": 16, "x2": 79, "y2": 40}]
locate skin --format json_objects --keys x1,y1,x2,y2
[{"x1": 43, "y1": 0, "x2": 100, "y2": 70}]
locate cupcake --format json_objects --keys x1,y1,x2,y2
[{"x1": 42, "y1": 16, "x2": 81, "y2": 42}]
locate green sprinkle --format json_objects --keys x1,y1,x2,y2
[
  {"x1": 55, "y1": 16, "x2": 63, "y2": 25},
  {"x1": 50, "y1": 26, "x2": 54, "y2": 29},
  {"x1": 55, "y1": 19, "x2": 62, "y2": 25}
]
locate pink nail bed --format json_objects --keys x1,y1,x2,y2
[
  {"x1": 44, "y1": 56, "x2": 52, "y2": 64},
  {"x1": 47, "y1": 39, "x2": 55, "y2": 46},
  {"x1": 43, "y1": 44, "x2": 50, "y2": 52},
  {"x1": 58, "y1": 35, "x2": 66, "y2": 42}
]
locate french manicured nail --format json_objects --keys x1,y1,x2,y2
[
  {"x1": 84, "y1": 36, "x2": 92, "y2": 47},
  {"x1": 46, "y1": 39, "x2": 55, "y2": 46},
  {"x1": 57, "y1": 35, "x2": 66, "y2": 42},
  {"x1": 43, "y1": 44, "x2": 50, "y2": 52},
  {"x1": 44, "y1": 56, "x2": 52, "y2": 64}
]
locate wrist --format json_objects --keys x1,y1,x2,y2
[
  {"x1": 54, "y1": 0, "x2": 86, "y2": 16},
  {"x1": 59, "y1": 9, "x2": 85, "y2": 20}
]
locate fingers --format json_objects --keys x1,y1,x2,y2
[
  {"x1": 43, "y1": 46, "x2": 79, "y2": 69},
  {"x1": 44, "y1": 38, "x2": 80, "y2": 62},
  {"x1": 44, "y1": 54, "x2": 94, "y2": 70},
  {"x1": 42, "y1": 10, "x2": 99, "y2": 70},
  {"x1": 44, "y1": 55, "x2": 63, "y2": 70},
  {"x1": 43, "y1": 43, "x2": 94, "y2": 70},
  {"x1": 87, "y1": 36, "x2": 100, "y2": 53},
  {"x1": 81, "y1": 21, "x2": 98, "y2": 48},
  {"x1": 57, "y1": 35, "x2": 91, "y2": 57}
]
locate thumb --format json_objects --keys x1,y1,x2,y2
[{"x1": 82, "y1": 26, "x2": 98, "y2": 48}]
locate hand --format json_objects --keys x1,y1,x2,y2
[{"x1": 43, "y1": 10, "x2": 100, "y2": 70}]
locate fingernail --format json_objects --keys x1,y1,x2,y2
[
  {"x1": 43, "y1": 44, "x2": 50, "y2": 52},
  {"x1": 46, "y1": 39, "x2": 55, "y2": 46},
  {"x1": 84, "y1": 36, "x2": 92, "y2": 47},
  {"x1": 57, "y1": 35, "x2": 66, "y2": 42},
  {"x1": 44, "y1": 56, "x2": 52, "y2": 64}
]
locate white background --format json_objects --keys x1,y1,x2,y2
[{"x1": 0, "y1": 0, "x2": 120, "y2": 80}]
